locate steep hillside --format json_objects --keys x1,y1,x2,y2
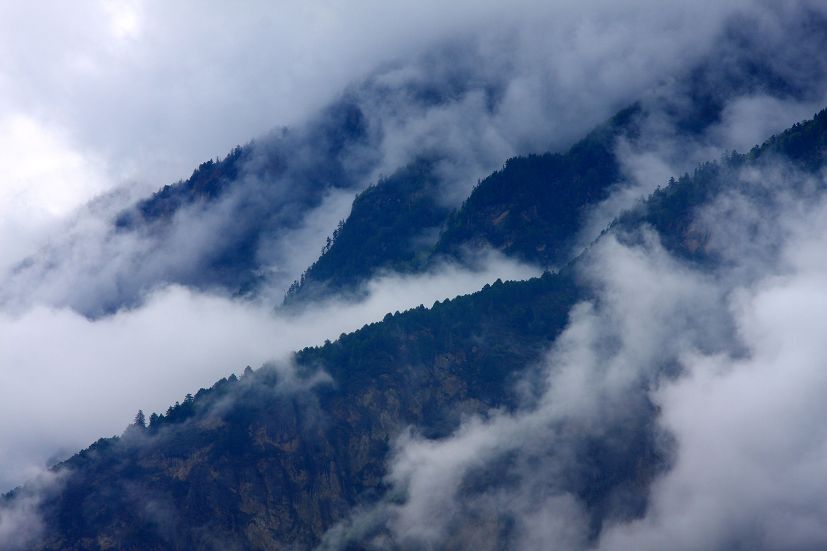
[
  {"x1": 286, "y1": 105, "x2": 639, "y2": 304},
  {"x1": 432, "y1": 105, "x2": 639, "y2": 267},
  {"x1": 32, "y1": 271, "x2": 584, "y2": 550},
  {"x1": 285, "y1": 158, "x2": 450, "y2": 303},
  {"x1": 619, "y1": 107, "x2": 827, "y2": 261}
]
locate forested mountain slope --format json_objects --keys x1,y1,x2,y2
[
  {"x1": 11, "y1": 105, "x2": 827, "y2": 551},
  {"x1": 284, "y1": 159, "x2": 451, "y2": 303},
  {"x1": 285, "y1": 106, "x2": 639, "y2": 304},
  {"x1": 431, "y1": 106, "x2": 638, "y2": 267},
  {"x1": 111, "y1": 99, "x2": 375, "y2": 297}
]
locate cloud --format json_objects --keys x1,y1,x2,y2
[
  {"x1": 574, "y1": 89, "x2": 827, "y2": 258},
  {"x1": 572, "y1": 1, "x2": 827, "y2": 255},
  {"x1": 600, "y1": 281, "x2": 827, "y2": 549},
  {"x1": 597, "y1": 178, "x2": 827, "y2": 551},
  {"x1": 0, "y1": 470, "x2": 64, "y2": 551},
  {"x1": 0, "y1": 250, "x2": 538, "y2": 492},
  {"x1": 0, "y1": 115, "x2": 110, "y2": 275},
  {"x1": 0, "y1": 0, "x2": 757, "y2": 185}
]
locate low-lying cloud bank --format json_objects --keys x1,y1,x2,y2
[
  {"x1": 0, "y1": 251, "x2": 537, "y2": 492},
  {"x1": 320, "y1": 162, "x2": 827, "y2": 550}
]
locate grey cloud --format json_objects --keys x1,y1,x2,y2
[
  {"x1": 574, "y1": 90, "x2": 827, "y2": 258},
  {"x1": 574, "y1": 1, "x2": 827, "y2": 255},
  {"x1": 0, "y1": 0, "x2": 757, "y2": 185},
  {"x1": 0, "y1": 470, "x2": 64, "y2": 551}
]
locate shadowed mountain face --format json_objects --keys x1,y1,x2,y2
[
  {"x1": 10, "y1": 103, "x2": 827, "y2": 549},
  {"x1": 284, "y1": 106, "x2": 640, "y2": 305}
]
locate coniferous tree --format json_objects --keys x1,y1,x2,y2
[{"x1": 133, "y1": 410, "x2": 146, "y2": 428}]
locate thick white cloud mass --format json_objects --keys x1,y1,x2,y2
[
  {"x1": 0, "y1": 115, "x2": 111, "y2": 275},
  {"x1": 0, "y1": 0, "x2": 756, "y2": 179},
  {"x1": 597, "y1": 190, "x2": 827, "y2": 551}
]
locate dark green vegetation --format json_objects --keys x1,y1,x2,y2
[
  {"x1": 115, "y1": 146, "x2": 247, "y2": 228},
  {"x1": 286, "y1": 105, "x2": 640, "y2": 303},
  {"x1": 286, "y1": 159, "x2": 450, "y2": 303},
  {"x1": 433, "y1": 105, "x2": 640, "y2": 266},
  {"x1": 11, "y1": 104, "x2": 827, "y2": 549}
]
